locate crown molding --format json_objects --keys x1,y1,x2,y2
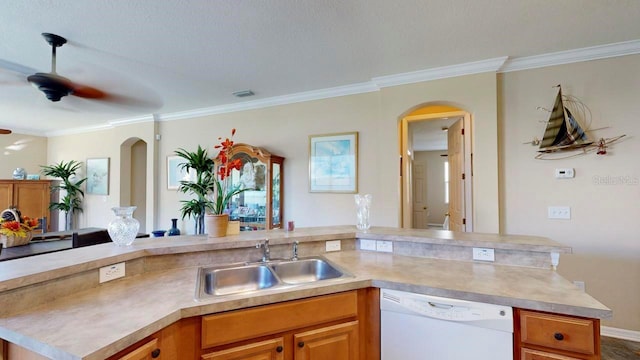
[
  {"x1": 372, "y1": 56, "x2": 509, "y2": 88},
  {"x1": 157, "y1": 82, "x2": 379, "y2": 122},
  {"x1": 45, "y1": 39, "x2": 640, "y2": 134},
  {"x1": 499, "y1": 39, "x2": 640, "y2": 73},
  {"x1": 44, "y1": 114, "x2": 155, "y2": 137}
]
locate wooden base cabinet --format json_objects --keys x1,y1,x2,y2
[
  {"x1": 201, "y1": 290, "x2": 376, "y2": 360},
  {"x1": 294, "y1": 321, "x2": 358, "y2": 360},
  {"x1": 3, "y1": 289, "x2": 379, "y2": 360},
  {"x1": 202, "y1": 338, "x2": 285, "y2": 360},
  {"x1": 515, "y1": 309, "x2": 601, "y2": 360}
]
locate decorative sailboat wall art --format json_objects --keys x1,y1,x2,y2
[{"x1": 530, "y1": 85, "x2": 626, "y2": 160}]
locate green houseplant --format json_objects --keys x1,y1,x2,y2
[
  {"x1": 175, "y1": 129, "x2": 249, "y2": 236},
  {"x1": 175, "y1": 145, "x2": 216, "y2": 234},
  {"x1": 40, "y1": 160, "x2": 87, "y2": 231}
]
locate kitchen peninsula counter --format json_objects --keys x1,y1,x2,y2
[{"x1": 0, "y1": 226, "x2": 610, "y2": 360}]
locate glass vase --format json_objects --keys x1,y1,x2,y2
[
  {"x1": 107, "y1": 206, "x2": 140, "y2": 246},
  {"x1": 167, "y1": 218, "x2": 181, "y2": 236},
  {"x1": 354, "y1": 194, "x2": 372, "y2": 230}
]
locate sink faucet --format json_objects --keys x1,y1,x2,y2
[
  {"x1": 291, "y1": 241, "x2": 299, "y2": 261},
  {"x1": 256, "y1": 239, "x2": 270, "y2": 262}
]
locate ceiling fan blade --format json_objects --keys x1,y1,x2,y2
[
  {"x1": 71, "y1": 83, "x2": 107, "y2": 99},
  {"x1": 0, "y1": 59, "x2": 37, "y2": 76},
  {"x1": 0, "y1": 129, "x2": 12, "y2": 135}
]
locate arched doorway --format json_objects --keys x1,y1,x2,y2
[
  {"x1": 119, "y1": 138, "x2": 147, "y2": 232},
  {"x1": 399, "y1": 104, "x2": 473, "y2": 231}
]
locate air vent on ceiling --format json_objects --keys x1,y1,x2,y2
[{"x1": 232, "y1": 90, "x2": 255, "y2": 98}]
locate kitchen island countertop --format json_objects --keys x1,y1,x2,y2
[{"x1": 0, "y1": 226, "x2": 609, "y2": 360}]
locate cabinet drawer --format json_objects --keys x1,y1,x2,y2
[
  {"x1": 522, "y1": 348, "x2": 582, "y2": 360},
  {"x1": 519, "y1": 310, "x2": 595, "y2": 355},
  {"x1": 202, "y1": 291, "x2": 358, "y2": 348}
]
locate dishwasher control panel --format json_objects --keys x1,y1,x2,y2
[{"x1": 380, "y1": 288, "x2": 513, "y2": 332}]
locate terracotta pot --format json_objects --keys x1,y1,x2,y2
[
  {"x1": 226, "y1": 220, "x2": 240, "y2": 235},
  {"x1": 206, "y1": 214, "x2": 229, "y2": 238}
]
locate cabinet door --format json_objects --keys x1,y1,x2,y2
[
  {"x1": 118, "y1": 338, "x2": 160, "y2": 360},
  {"x1": 0, "y1": 182, "x2": 13, "y2": 210},
  {"x1": 522, "y1": 348, "x2": 582, "y2": 360},
  {"x1": 294, "y1": 321, "x2": 358, "y2": 360},
  {"x1": 13, "y1": 182, "x2": 49, "y2": 221},
  {"x1": 201, "y1": 338, "x2": 284, "y2": 360}
]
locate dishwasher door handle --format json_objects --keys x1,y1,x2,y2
[{"x1": 428, "y1": 301, "x2": 454, "y2": 309}]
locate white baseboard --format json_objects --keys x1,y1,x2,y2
[{"x1": 601, "y1": 326, "x2": 640, "y2": 342}]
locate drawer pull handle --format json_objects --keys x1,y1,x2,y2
[
  {"x1": 298, "y1": 341, "x2": 305, "y2": 348},
  {"x1": 276, "y1": 346, "x2": 283, "y2": 353},
  {"x1": 554, "y1": 332, "x2": 565, "y2": 341},
  {"x1": 151, "y1": 348, "x2": 161, "y2": 358}
]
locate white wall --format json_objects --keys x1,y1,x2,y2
[
  {"x1": 499, "y1": 54, "x2": 640, "y2": 331},
  {"x1": 0, "y1": 134, "x2": 47, "y2": 178},
  {"x1": 154, "y1": 73, "x2": 499, "y2": 234},
  {"x1": 46, "y1": 121, "x2": 156, "y2": 231}
]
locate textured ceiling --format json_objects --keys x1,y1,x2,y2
[{"x1": 1, "y1": 0, "x2": 639, "y2": 136}]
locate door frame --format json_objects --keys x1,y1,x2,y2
[{"x1": 400, "y1": 110, "x2": 473, "y2": 231}]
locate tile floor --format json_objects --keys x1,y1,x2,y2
[{"x1": 602, "y1": 337, "x2": 640, "y2": 359}]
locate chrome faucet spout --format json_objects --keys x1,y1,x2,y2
[
  {"x1": 257, "y1": 239, "x2": 270, "y2": 262},
  {"x1": 291, "y1": 240, "x2": 299, "y2": 261}
]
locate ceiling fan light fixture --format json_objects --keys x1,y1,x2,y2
[{"x1": 27, "y1": 73, "x2": 73, "y2": 101}]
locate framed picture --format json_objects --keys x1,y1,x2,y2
[
  {"x1": 86, "y1": 158, "x2": 110, "y2": 195},
  {"x1": 309, "y1": 132, "x2": 358, "y2": 193},
  {"x1": 167, "y1": 156, "x2": 194, "y2": 190}
]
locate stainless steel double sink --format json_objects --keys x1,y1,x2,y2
[{"x1": 195, "y1": 256, "x2": 351, "y2": 299}]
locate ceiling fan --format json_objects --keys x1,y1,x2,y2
[{"x1": 26, "y1": 33, "x2": 106, "y2": 102}]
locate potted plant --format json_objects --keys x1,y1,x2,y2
[
  {"x1": 40, "y1": 160, "x2": 87, "y2": 231},
  {"x1": 174, "y1": 145, "x2": 216, "y2": 234},
  {"x1": 175, "y1": 129, "x2": 249, "y2": 237}
]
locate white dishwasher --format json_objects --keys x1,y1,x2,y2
[{"x1": 380, "y1": 289, "x2": 513, "y2": 360}]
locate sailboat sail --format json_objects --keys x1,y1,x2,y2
[{"x1": 539, "y1": 86, "x2": 592, "y2": 153}]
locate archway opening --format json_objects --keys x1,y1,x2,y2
[
  {"x1": 119, "y1": 138, "x2": 147, "y2": 232},
  {"x1": 399, "y1": 103, "x2": 473, "y2": 231}
]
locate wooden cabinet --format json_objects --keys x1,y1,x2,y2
[
  {"x1": 515, "y1": 309, "x2": 601, "y2": 360},
  {"x1": 202, "y1": 338, "x2": 285, "y2": 360},
  {"x1": 117, "y1": 338, "x2": 160, "y2": 360},
  {"x1": 225, "y1": 144, "x2": 284, "y2": 231},
  {"x1": 0, "y1": 180, "x2": 57, "y2": 232},
  {"x1": 106, "y1": 317, "x2": 201, "y2": 360},
  {"x1": 294, "y1": 321, "x2": 359, "y2": 360},
  {"x1": 201, "y1": 290, "x2": 376, "y2": 360}
]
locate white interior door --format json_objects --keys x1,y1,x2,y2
[
  {"x1": 412, "y1": 160, "x2": 428, "y2": 229},
  {"x1": 447, "y1": 118, "x2": 465, "y2": 231}
]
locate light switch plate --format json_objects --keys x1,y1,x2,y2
[
  {"x1": 99, "y1": 262, "x2": 125, "y2": 283},
  {"x1": 548, "y1": 206, "x2": 571, "y2": 219}
]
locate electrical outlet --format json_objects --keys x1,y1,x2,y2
[
  {"x1": 472, "y1": 247, "x2": 495, "y2": 262},
  {"x1": 376, "y1": 240, "x2": 393, "y2": 253},
  {"x1": 548, "y1": 206, "x2": 571, "y2": 219},
  {"x1": 359, "y1": 239, "x2": 377, "y2": 251},
  {"x1": 99, "y1": 262, "x2": 125, "y2": 283},
  {"x1": 325, "y1": 240, "x2": 341, "y2": 252}
]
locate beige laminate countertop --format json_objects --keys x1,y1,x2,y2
[{"x1": 0, "y1": 226, "x2": 609, "y2": 360}]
